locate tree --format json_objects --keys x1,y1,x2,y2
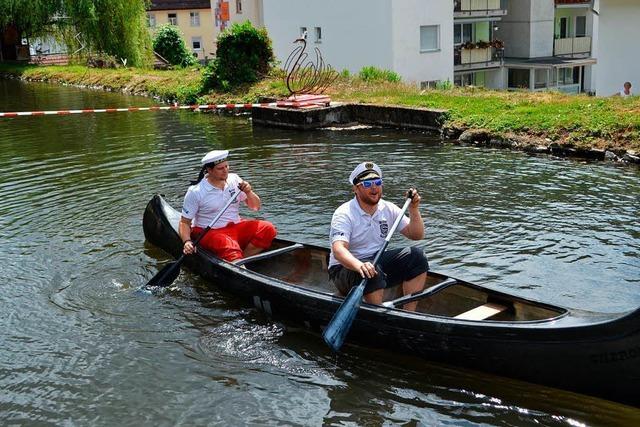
[
  {"x1": 205, "y1": 21, "x2": 274, "y2": 89},
  {"x1": 0, "y1": 0, "x2": 152, "y2": 67},
  {"x1": 152, "y1": 24, "x2": 196, "y2": 67},
  {"x1": 64, "y1": 0, "x2": 152, "y2": 67},
  {"x1": 0, "y1": 0, "x2": 64, "y2": 38}
]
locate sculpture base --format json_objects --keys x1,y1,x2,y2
[{"x1": 276, "y1": 94, "x2": 331, "y2": 109}]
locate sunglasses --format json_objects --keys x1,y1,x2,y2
[{"x1": 358, "y1": 178, "x2": 383, "y2": 188}]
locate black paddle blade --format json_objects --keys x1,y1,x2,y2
[
  {"x1": 145, "y1": 260, "x2": 182, "y2": 289},
  {"x1": 323, "y1": 282, "x2": 365, "y2": 352}
]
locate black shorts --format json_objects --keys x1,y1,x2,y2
[{"x1": 328, "y1": 246, "x2": 429, "y2": 295}]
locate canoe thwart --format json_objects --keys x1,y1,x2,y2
[
  {"x1": 235, "y1": 243, "x2": 304, "y2": 266},
  {"x1": 454, "y1": 302, "x2": 509, "y2": 321},
  {"x1": 382, "y1": 278, "x2": 459, "y2": 308}
]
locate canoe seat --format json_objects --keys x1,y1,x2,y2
[{"x1": 454, "y1": 302, "x2": 508, "y2": 321}]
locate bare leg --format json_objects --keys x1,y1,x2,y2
[
  {"x1": 243, "y1": 243, "x2": 263, "y2": 257},
  {"x1": 402, "y1": 272, "x2": 427, "y2": 311},
  {"x1": 363, "y1": 289, "x2": 384, "y2": 305}
]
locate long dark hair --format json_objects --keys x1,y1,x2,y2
[{"x1": 190, "y1": 165, "x2": 208, "y2": 186}]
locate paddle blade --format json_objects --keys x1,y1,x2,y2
[
  {"x1": 323, "y1": 283, "x2": 365, "y2": 352},
  {"x1": 145, "y1": 260, "x2": 182, "y2": 289}
]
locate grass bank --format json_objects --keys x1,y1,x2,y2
[{"x1": 2, "y1": 63, "x2": 639, "y2": 153}]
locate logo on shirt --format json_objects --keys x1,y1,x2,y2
[
  {"x1": 184, "y1": 208, "x2": 190, "y2": 214},
  {"x1": 332, "y1": 230, "x2": 345, "y2": 237},
  {"x1": 379, "y1": 220, "x2": 389, "y2": 238},
  {"x1": 229, "y1": 188, "x2": 239, "y2": 203}
]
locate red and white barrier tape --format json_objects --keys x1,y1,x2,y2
[{"x1": 0, "y1": 102, "x2": 293, "y2": 118}]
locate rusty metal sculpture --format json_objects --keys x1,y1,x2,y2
[{"x1": 284, "y1": 33, "x2": 339, "y2": 96}]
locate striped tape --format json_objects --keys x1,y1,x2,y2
[{"x1": 0, "y1": 102, "x2": 290, "y2": 118}]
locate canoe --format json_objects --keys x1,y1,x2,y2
[{"x1": 143, "y1": 194, "x2": 640, "y2": 407}]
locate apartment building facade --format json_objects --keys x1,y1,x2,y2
[
  {"x1": 498, "y1": 0, "x2": 597, "y2": 94},
  {"x1": 593, "y1": 0, "x2": 639, "y2": 96},
  {"x1": 263, "y1": 0, "x2": 453, "y2": 88},
  {"x1": 263, "y1": 0, "x2": 635, "y2": 95},
  {"x1": 147, "y1": 0, "x2": 263, "y2": 61}
]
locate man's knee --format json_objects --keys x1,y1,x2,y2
[{"x1": 252, "y1": 220, "x2": 277, "y2": 248}]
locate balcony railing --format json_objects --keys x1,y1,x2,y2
[
  {"x1": 454, "y1": 0, "x2": 507, "y2": 15},
  {"x1": 554, "y1": 36, "x2": 591, "y2": 56},
  {"x1": 454, "y1": 46, "x2": 503, "y2": 67},
  {"x1": 555, "y1": 0, "x2": 591, "y2": 5}
]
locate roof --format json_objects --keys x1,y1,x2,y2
[
  {"x1": 504, "y1": 56, "x2": 597, "y2": 68},
  {"x1": 148, "y1": 0, "x2": 211, "y2": 11}
]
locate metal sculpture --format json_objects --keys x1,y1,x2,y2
[{"x1": 284, "y1": 32, "x2": 338, "y2": 96}]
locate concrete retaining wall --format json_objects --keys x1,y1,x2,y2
[{"x1": 252, "y1": 103, "x2": 447, "y2": 131}]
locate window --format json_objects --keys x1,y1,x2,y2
[
  {"x1": 168, "y1": 13, "x2": 177, "y2": 25},
  {"x1": 420, "y1": 80, "x2": 440, "y2": 89},
  {"x1": 558, "y1": 17, "x2": 568, "y2": 38},
  {"x1": 314, "y1": 27, "x2": 322, "y2": 43},
  {"x1": 147, "y1": 13, "x2": 156, "y2": 28},
  {"x1": 420, "y1": 25, "x2": 440, "y2": 52},
  {"x1": 454, "y1": 23, "x2": 472, "y2": 45},
  {"x1": 190, "y1": 12, "x2": 200, "y2": 27},
  {"x1": 236, "y1": 0, "x2": 243, "y2": 13},
  {"x1": 192, "y1": 37, "x2": 202, "y2": 51},
  {"x1": 576, "y1": 16, "x2": 587, "y2": 37},
  {"x1": 558, "y1": 67, "x2": 578, "y2": 85},
  {"x1": 300, "y1": 27, "x2": 307, "y2": 38},
  {"x1": 534, "y1": 69, "x2": 548, "y2": 89},
  {"x1": 508, "y1": 68, "x2": 530, "y2": 89}
]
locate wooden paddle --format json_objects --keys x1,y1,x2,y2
[
  {"x1": 323, "y1": 190, "x2": 414, "y2": 352},
  {"x1": 145, "y1": 188, "x2": 242, "y2": 289}
]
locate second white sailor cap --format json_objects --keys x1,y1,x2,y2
[
  {"x1": 201, "y1": 150, "x2": 229, "y2": 166},
  {"x1": 349, "y1": 161, "x2": 382, "y2": 185}
]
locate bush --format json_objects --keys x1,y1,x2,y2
[
  {"x1": 153, "y1": 24, "x2": 196, "y2": 67},
  {"x1": 203, "y1": 21, "x2": 274, "y2": 90},
  {"x1": 358, "y1": 66, "x2": 401, "y2": 83}
]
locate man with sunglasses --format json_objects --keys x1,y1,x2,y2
[{"x1": 328, "y1": 162, "x2": 428, "y2": 310}]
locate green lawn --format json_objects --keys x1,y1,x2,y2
[{"x1": 2, "y1": 63, "x2": 638, "y2": 151}]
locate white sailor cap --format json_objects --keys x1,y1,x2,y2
[
  {"x1": 201, "y1": 150, "x2": 229, "y2": 166},
  {"x1": 349, "y1": 161, "x2": 382, "y2": 185}
]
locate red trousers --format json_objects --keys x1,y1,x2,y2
[{"x1": 192, "y1": 219, "x2": 277, "y2": 261}]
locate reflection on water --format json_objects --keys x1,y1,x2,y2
[{"x1": 1, "y1": 79, "x2": 639, "y2": 425}]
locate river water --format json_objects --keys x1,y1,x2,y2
[{"x1": 1, "y1": 79, "x2": 639, "y2": 426}]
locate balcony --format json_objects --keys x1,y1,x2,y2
[
  {"x1": 555, "y1": 0, "x2": 591, "y2": 6},
  {"x1": 454, "y1": 0, "x2": 508, "y2": 18},
  {"x1": 454, "y1": 44, "x2": 503, "y2": 71},
  {"x1": 554, "y1": 36, "x2": 591, "y2": 56}
]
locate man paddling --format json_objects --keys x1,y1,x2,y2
[
  {"x1": 328, "y1": 162, "x2": 428, "y2": 310},
  {"x1": 179, "y1": 150, "x2": 276, "y2": 262}
]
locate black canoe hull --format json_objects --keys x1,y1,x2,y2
[{"x1": 143, "y1": 195, "x2": 640, "y2": 407}]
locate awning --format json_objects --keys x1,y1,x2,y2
[{"x1": 504, "y1": 56, "x2": 597, "y2": 69}]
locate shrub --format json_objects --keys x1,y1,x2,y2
[
  {"x1": 203, "y1": 21, "x2": 274, "y2": 90},
  {"x1": 358, "y1": 66, "x2": 401, "y2": 83},
  {"x1": 436, "y1": 79, "x2": 453, "y2": 90},
  {"x1": 153, "y1": 24, "x2": 196, "y2": 67}
]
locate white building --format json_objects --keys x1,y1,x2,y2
[
  {"x1": 593, "y1": 0, "x2": 639, "y2": 96},
  {"x1": 262, "y1": 0, "x2": 636, "y2": 96},
  {"x1": 263, "y1": 0, "x2": 453, "y2": 88}
]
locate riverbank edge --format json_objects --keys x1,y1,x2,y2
[
  {"x1": 2, "y1": 69, "x2": 639, "y2": 165},
  {"x1": 253, "y1": 103, "x2": 640, "y2": 164}
]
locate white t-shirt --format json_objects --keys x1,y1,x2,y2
[
  {"x1": 620, "y1": 90, "x2": 632, "y2": 98},
  {"x1": 328, "y1": 197, "x2": 409, "y2": 267},
  {"x1": 181, "y1": 173, "x2": 248, "y2": 229}
]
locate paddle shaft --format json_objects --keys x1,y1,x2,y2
[
  {"x1": 323, "y1": 191, "x2": 415, "y2": 352},
  {"x1": 190, "y1": 188, "x2": 242, "y2": 247},
  {"x1": 146, "y1": 188, "x2": 242, "y2": 288},
  {"x1": 352, "y1": 194, "x2": 413, "y2": 292}
]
